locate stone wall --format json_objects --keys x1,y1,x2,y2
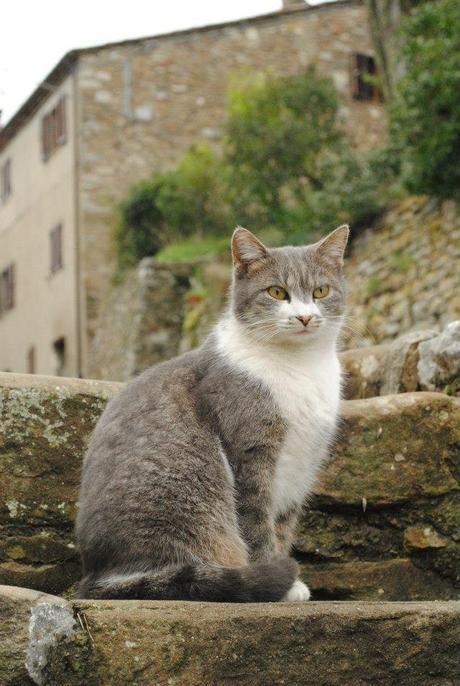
[
  {"x1": 75, "y1": 0, "x2": 385, "y2": 371},
  {"x1": 88, "y1": 196, "x2": 460, "y2": 381},
  {"x1": 88, "y1": 259, "x2": 194, "y2": 380},
  {"x1": 345, "y1": 196, "x2": 460, "y2": 346},
  {"x1": 1, "y1": 347, "x2": 459, "y2": 601}
]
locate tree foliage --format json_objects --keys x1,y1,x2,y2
[
  {"x1": 225, "y1": 68, "x2": 388, "y2": 237},
  {"x1": 390, "y1": 0, "x2": 460, "y2": 196},
  {"x1": 115, "y1": 145, "x2": 233, "y2": 268},
  {"x1": 225, "y1": 68, "x2": 343, "y2": 227},
  {"x1": 116, "y1": 68, "x2": 389, "y2": 266}
]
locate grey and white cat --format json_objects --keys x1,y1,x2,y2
[{"x1": 76, "y1": 224, "x2": 349, "y2": 602}]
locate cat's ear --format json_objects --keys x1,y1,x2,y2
[
  {"x1": 232, "y1": 227, "x2": 268, "y2": 273},
  {"x1": 316, "y1": 224, "x2": 349, "y2": 266}
]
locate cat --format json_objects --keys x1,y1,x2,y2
[{"x1": 76, "y1": 224, "x2": 349, "y2": 602}]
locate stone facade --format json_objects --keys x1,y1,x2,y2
[{"x1": 76, "y1": 0, "x2": 385, "y2": 369}]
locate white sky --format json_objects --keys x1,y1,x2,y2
[{"x1": 0, "y1": 0, "x2": 334, "y2": 124}]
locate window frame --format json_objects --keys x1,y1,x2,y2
[
  {"x1": 41, "y1": 95, "x2": 67, "y2": 162},
  {"x1": 0, "y1": 263, "x2": 16, "y2": 316},
  {"x1": 49, "y1": 223, "x2": 64, "y2": 274},
  {"x1": 0, "y1": 158, "x2": 12, "y2": 204},
  {"x1": 351, "y1": 53, "x2": 382, "y2": 103}
]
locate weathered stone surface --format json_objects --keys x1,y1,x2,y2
[
  {"x1": 340, "y1": 323, "x2": 460, "y2": 399},
  {"x1": 2, "y1": 586, "x2": 458, "y2": 686},
  {"x1": 14, "y1": 590, "x2": 460, "y2": 686},
  {"x1": 0, "y1": 585, "x2": 66, "y2": 686},
  {"x1": 340, "y1": 342, "x2": 392, "y2": 399},
  {"x1": 318, "y1": 392, "x2": 460, "y2": 505},
  {"x1": 89, "y1": 259, "x2": 196, "y2": 381},
  {"x1": 303, "y1": 392, "x2": 460, "y2": 594},
  {"x1": 418, "y1": 320, "x2": 460, "y2": 392},
  {"x1": 299, "y1": 558, "x2": 453, "y2": 601},
  {"x1": 0, "y1": 373, "x2": 120, "y2": 594},
  {"x1": 1, "y1": 373, "x2": 459, "y2": 600},
  {"x1": 344, "y1": 196, "x2": 460, "y2": 346}
]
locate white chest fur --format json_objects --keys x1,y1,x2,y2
[{"x1": 216, "y1": 317, "x2": 342, "y2": 516}]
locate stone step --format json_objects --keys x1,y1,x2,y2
[
  {"x1": 0, "y1": 372, "x2": 459, "y2": 600},
  {"x1": 340, "y1": 321, "x2": 460, "y2": 399},
  {"x1": 1, "y1": 585, "x2": 459, "y2": 686}
]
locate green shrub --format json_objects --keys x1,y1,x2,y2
[
  {"x1": 115, "y1": 145, "x2": 234, "y2": 268},
  {"x1": 115, "y1": 179, "x2": 166, "y2": 270},
  {"x1": 390, "y1": 0, "x2": 460, "y2": 196},
  {"x1": 155, "y1": 144, "x2": 233, "y2": 237},
  {"x1": 225, "y1": 67, "x2": 344, "y2": 230},
  {"x1": 116, "y1": 67, "x2": 392, "y2": 266},
  {"x1": 225, "y1": 68, "x2": 391, "y2": 240}
]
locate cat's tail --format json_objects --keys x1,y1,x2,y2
[{"x1": 77, "y1": 557, "x2": 298, "y2": 602}]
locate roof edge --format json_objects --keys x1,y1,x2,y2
[{"x1": 0, "y1": 0, "x2": 359, "y2": 153}]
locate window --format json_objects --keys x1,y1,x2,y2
[
  {"x1": 41, "y1": 96, "x2": 67, "y2": 161},
  {"x1": 351, "y1": 54, "x2": 382, "y2": 102},
  {"x1": 50, "y1": 224, "x2": 63, "y2": 273},
  {"x1": 0, "y1": 159, "x2": 12, "y2": 203},
  {"x1": 53, "y1": 337, "x2": 66, "y2": 376},
  {"x1": 0, "y1": 263, "x2": 15, "y2": 315},
  {"x1": 27, "y1": 347, "x2": 36, "y2": 374}
]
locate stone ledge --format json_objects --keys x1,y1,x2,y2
[
  {"x1": 341, "y1": 322, "x2": 460, "y2": 399},
  {"x1": 0, "y1": 371, "x2": 123, "y2": 398},
  {"x1": 1, "y1": 372, "x2": 459, "y2": 598},
  {"x1": 1, "y1": 585, "x2": 459, "y2": 686}
]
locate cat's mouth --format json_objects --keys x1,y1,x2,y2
[{"x1": 294, "y1": 323, "x2": 321, "y2": 335}]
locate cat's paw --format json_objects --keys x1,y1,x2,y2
[{"x1": 283, "y1": 579, "x2": 311, "y2": 602}]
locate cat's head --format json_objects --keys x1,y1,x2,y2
[{"x1": 230, "y1": 225, "x2": 349, "y2": 346}]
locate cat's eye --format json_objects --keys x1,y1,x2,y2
[
  {"x1": 267, "y1": 286, "x2": 289, "y2": 301},
  {"x1": 313, "y1": 285, "x2": 330, "y2": 299}
]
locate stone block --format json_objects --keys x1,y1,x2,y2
[
  {"x1": 1, "y1": 373, "x2": 459, "y2": 600},
  {"x1": 0, "y1": 373, "x2": 120, "y2": 595},
  {"x1": 340, "y1": 323, "x2": 460, "y2": 399},
  {"x1": 0, "y1": 584, "x2": 66, "y2": 686},
  {"x1": 0, "y1": 584, "x2": 456, "y2": 686}
]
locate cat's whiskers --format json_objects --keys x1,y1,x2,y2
[{"x1": 327, "y1": 314, "x2": 377, "y2": 345}]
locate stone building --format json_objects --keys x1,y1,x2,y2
[{"x1": 0, "y1": 0, "x2": 385, "y2": 378}]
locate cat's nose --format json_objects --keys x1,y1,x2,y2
[{"x1": 296, "y1": 315, "x2": 312, "y2": 327}]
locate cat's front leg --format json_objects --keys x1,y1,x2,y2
[
  {"x1": 275, "y1": 506, "x2": 300, "y2": 556},
  {"x1": 275, "y1": 507, "x2": 311, "y2": 601},
  {"x1": 235, "y1": 449, "x2": 278, "y2": 562}
]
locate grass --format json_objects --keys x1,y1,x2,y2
[{"x1": 155, "y1": 236, "x2": 230, "y2": 262}]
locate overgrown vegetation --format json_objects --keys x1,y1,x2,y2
[
  {"x1": 115, "y1": 68, "x2": 389, "y2": 267},
  {"x1": 115, "y1": 146, "x2": 233, "y2": 268},
  {"x1": 389, "y1": 0, "x2": 460, "y2": 196},
  {"x1": 115, "y1": 0, "x2": 459, "y2": 267}
]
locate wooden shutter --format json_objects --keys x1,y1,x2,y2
[
  {"x1": 27, "y1": 347, "x2": 36, "y2": 374},
  {"x1": 41, "y1": 96, "x2": 67, "y2": 161},
  {"x1": 0, "y1": 264, "x2": 15, "y2": 313},
  {"x1": 352, "y1": 53, "x2": 380, "y2": 102},
  {"x1": 50, "y1": 224, "x2": 63, "y2": 273}
]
